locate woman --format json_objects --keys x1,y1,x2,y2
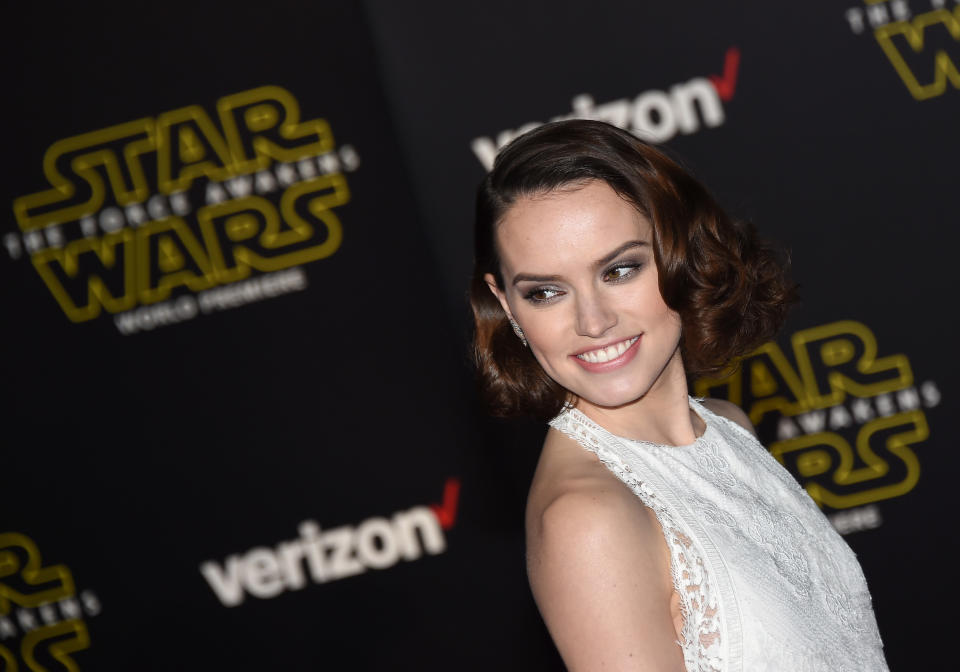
[{"x1": 470, "y1": 120, "x2": 888, "y2": 671}]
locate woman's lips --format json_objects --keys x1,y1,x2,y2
[{"x1": 571, "y1": 335, "x2": 641, "y2": 372}]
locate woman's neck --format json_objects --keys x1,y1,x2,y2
[{"x1": 574, "y1": 348, "x2": 703, "y2": 446}]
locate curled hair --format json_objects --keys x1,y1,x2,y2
[{"x1": 471, "y1": 119, "x2": 797, "y2": 420}]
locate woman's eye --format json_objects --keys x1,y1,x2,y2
[
  {"x1": 603, "y1": 263, "x2": 640, "y2": 282},
  {"x1": 524, "y1": 287, "x2": 561, "y2": 303}
]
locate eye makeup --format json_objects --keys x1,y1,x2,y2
[
  {"x1": 601, "y1": 259, "x2": 644, "y2": 283},
  {"x1": 523, "y1": 286, "x2": 563, "y2": 304},
  {"x1": 520, "y1": 256, "x2": 646, "y2": 305}
]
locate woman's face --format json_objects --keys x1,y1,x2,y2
[{"x1": 485, "y1": 179, "x2": 684, "y2": 412}]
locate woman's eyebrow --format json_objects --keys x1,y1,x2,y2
[
  {"x1": 593, "y1": 240, "x2": 647, "y2": 268},
  {"x1": 511, "y1": 240, "x2": 648, "y2": 286},
  {"x1": 511, "y1": 271, "x2": 562, "y2": 285}
]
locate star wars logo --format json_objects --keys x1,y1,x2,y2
[
  {"x1": 0, "y1": 533, "x2": 101, "y2": 671},
  {"x1": 695, "y1": 320, "x2": 940, "y2": 514},
  {"x1": 844, "y1": 0, "x2": 960, "y2": 100},
  {"x1": 6, "y1": 86, "x2": 358, "y2": 329}
]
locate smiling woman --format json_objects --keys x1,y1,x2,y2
[
  {"x1": 469, "y1": 120, "x2": 889, "y2": 671},
  {"x1": 486, "y1": 180, "x2": 685, "y2": 422}
]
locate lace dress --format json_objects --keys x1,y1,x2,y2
[{"x1": 548, "y1": 396, "x2": 888, "y2": 672}]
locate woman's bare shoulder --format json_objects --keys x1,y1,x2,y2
[
  {"x1": 700, "y1": 397, "x2": 758, "y2": 437},
  {"x1": 525, "y1": 427, "x2": 643, "y2": 537},
  {"x1": 525, "y1": 428, "x2": 668, "y2": 577},
  {"x1": 523, "y1": 428, "x2": 685, "y2": 670}
]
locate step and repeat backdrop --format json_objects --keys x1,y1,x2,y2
[{"x1": 4, "y1": 1, "x2": 956, "y2": 670}]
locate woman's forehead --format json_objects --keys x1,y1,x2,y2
[{"x1": 495, "y1": 181, "x2": 651, "y2": 270}]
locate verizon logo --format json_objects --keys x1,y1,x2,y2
[
  {"x1": 471, "y1": 48, "x2": 740, "y2": 170},
  {"x1": 200, "y1": 478, "x2": 460, "y2": 607}
]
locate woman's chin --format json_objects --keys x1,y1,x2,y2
[{"x1": 574, "y1": 387, "x2": 650, "y2": 412}]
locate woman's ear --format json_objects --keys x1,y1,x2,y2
[{"x1": 483, "y1": 273, "x2": 512, "y2": 318}]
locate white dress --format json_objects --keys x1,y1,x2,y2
[{"x1": 548, "y1": 396, "x2": 889, "y2": 672}]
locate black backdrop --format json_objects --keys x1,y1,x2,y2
[{"x1": 4, "y1": 1, "x2": 957, "y2": 669}]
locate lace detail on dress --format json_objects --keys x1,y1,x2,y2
[
  {"x1": 549, "y1": 410, "x2": 723, "y2": 672},
  {"x1": 548, "y1": 398, "x2": 888, "y2": 672},
  {"x1": 686, "y1": 491, "x2": 811, "y2": 599}
]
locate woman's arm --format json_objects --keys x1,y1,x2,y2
[{"x1": 526, "y1": 475, "x2": 687, "y2": 671}]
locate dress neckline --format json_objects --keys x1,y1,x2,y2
[{"x1": 561, "y1": 395, "x2": 714, "y2": 450}]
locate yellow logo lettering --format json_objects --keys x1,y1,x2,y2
[{"x1": 875, "y1": 7, "x2": 960, "y2": 100}]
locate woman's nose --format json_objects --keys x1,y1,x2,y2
[{"x1": 574, "y1": 292, "x2": 617, "y2": 338}]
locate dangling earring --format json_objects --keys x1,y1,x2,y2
[{"x1": 509, "y1": 317, "x2": 528, "y2": 347}]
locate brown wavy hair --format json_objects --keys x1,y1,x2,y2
[{"x1": 471, "y1": 119, "x2": 797, "y2": 420}]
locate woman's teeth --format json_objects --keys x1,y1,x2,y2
[{"x1": 576, "y1": 336, "x2": 639, "y2": 363}]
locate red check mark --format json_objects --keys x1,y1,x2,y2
[
  {"x1": 430, "y1": 477, "x2": 461, "y2": 530},
  {"x1": 709, "y1": 47, "x2": 740, "y2": 102}
]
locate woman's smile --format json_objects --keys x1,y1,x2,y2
[{"x1": 572, "y1": 335, "x2": 641, "y2": 369}]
